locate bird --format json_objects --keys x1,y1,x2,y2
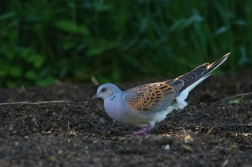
[{"x1": 92, "y1": 53, "x2": 230, "y2": 136}]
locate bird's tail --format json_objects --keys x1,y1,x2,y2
[
  {"x1": 178, "y1": 52, "x2": 230, "y2": 94},
  {"x1": 172, "y1": 53, "x2": 230, "y2": 109}
]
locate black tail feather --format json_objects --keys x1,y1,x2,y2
[{"x1": 176, "y1": 53, "x2": 230, "y2": 93}]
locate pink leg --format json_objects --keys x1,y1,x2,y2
[{"x1": 126, "y1": 125, "x2": 154, "y2": 137}]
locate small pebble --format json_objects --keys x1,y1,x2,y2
[
  {"x1": 164, "y1": 144, "x2": 170, "y2": 150},
  {"x1": 184, "y1": 134, "x2": 194, "y2": 143},
  {"x1": 181, "y1": 144, "x2": 193, "y2": 152}
]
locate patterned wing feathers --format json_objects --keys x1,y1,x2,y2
[{"x1": 125, "y1": 82, "x2": 177, "y2": 112}]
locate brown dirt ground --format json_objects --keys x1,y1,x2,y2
[{"x1": 0, "y1": 70, "x2": 252, "y2": 167}]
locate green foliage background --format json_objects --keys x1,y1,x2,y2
[{"x1": 0, "y1": 0, "x2": 251, "y2": 88}]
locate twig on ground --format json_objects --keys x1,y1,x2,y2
[
  {"x1": 67, "y1": 121, "x2": 70, "y2": 131},
  {"x1": 205, "y1": 127, "x2": 215, "y2": 137},
  {"x1": 212, "y1": 92, "x2": 252, "y2": 104},
  {"x1": 0, "y1": 100, "x2": 77, "y2": 106}
]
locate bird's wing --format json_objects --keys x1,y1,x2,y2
[{"x1": 123, "y1": 80, "x2": 184, "y2": 114}]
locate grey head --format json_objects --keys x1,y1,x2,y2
[{"x1": 92, "y1": 83, "x2": 122, "y2": 100}]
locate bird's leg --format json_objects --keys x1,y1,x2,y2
[{"x1": 126, "y1": 125, "x2": 154, "y2": 137}]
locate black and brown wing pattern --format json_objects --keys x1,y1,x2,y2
[{"x1": 124, "y1": 80, "x2": 184, "y2": 113}]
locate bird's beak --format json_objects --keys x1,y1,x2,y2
[{"x1": 91, "y1": 94, "x2": 98, "y2": 100}]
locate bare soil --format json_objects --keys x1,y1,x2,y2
[{"x1": 0, "y1": 70, "x2": 252, "y2": 167}]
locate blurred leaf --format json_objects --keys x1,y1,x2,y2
[
  {"x1": 238, "y1": 47, "x2": 250, "y2": 65},
  {"x1": 140, "y1": 17, "x2": 149, "y2": 33},
  {"x1": 8, "y1": 65, "x2": 22, "y2": 77},
  {"x1": 214, "y1": 26, "x2": 229, "y2": 36},
  {"x1": 234, "y1": 20, "x2": 246, "y2": 26},
  {"x1": 0, "y1": 12, "x2": 16, "y2": 21},
  {"x1": 62, "y1": 41, "x2": 76, "y2": 50},
  {"x1": 54, "y1": 20, "x2": 90, "y2": 36},
  {"x1": 27, "y1": 54, "x2": 46, "y2": 68},
  {"x1": 6, "y1": 81, "x2": 17, "y2": 88},
  {"x1": 87, "y1": 41, "x2": 119, "y2": 57},
  {"x1": 25, "y1": 15, "x2": 43, "y2": 22},
  {"x1": 169, "y1": 12, "x2": 203, "y2": 31},
  {"x1": 25, "y1": 70, "x2": 37, "y2": 80},
  {"x1": 76, "y1": 43, "x2": 86, "y2": 52},
  {"x1": 36, "y1": 76, "x2": 56, "y2": 86},
  {"x1": 38, "y1": 67, "x2": 51, "y2": 79},
  {"x1": 0, "y1": 70, "x2": 7, "y2": 77},
  {"x1": 181, "y1": 12, "x2": 203, "y2": 29},
  {"x1": 94, "y1": 2, "x2": 112, "y2": 12}
]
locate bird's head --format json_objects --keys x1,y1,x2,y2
[{"x1": 92, "y1": 83, "x2": 122, "y2": 100}]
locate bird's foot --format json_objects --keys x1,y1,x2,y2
[{"x1": 126, "y1": 125, "x2": 154, "y2": 137}]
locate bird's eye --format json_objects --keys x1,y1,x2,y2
[{"x1": 101, "y1": 87, "x2": 107, "y2": 93}]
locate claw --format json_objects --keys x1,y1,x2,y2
[{"x1": 126, "y1": 125, "x2": 154, "y2": 137}]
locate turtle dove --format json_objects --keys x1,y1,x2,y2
[{"x1": 92, "y1": 53, "x2": 230, "y2": 136}]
